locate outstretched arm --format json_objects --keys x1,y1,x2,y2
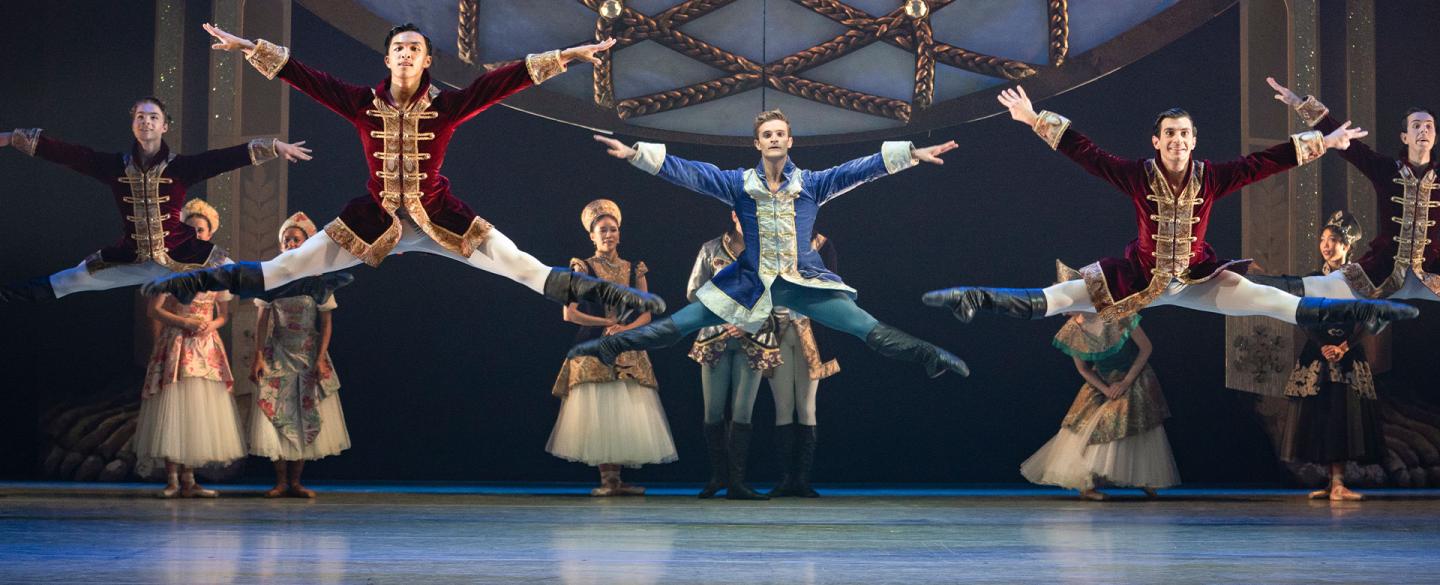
[
  {"x1": 594, "y1": 134, "x2": 740, "y2": 205},
  {"x1": 998, "y1": 86, "x2": 1142, "y2": 193},
  {"x1": 810, "y1": 140, "x2": 955, "y2": 204},
  {"x1": 1211, "y1": 118, "x2": 1366, "y2": 198},
  {"x1": 3, "y1": 129, "x2": 111, "y2": 183},
  {"x1": 453, "y1": 39, "x2": 617, "y2": 123},
  {"x1": 180, "y1": 138, "x2": 314, "y2": 184},
  {"x1": 1267, "y1": 76, "x2": 1394, "y2": 183},
  {"x1": 205, "y1": 23, "x2": 368, "y2": 119}
]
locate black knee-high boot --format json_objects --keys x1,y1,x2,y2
[
  {"x1": 697, "y1": 422, "x2": 728, "y2": 499},
  {"x1": 542, "y1": 267, "x2": 666, "y2": 314},
  {"x1": 0, "y1": 276, "x2": 56, "y2": 303},
  {"x1": 921, "y1": 287, "x2": 1048, "y2": 323},
  {"x1": 792, "y1": 425, "x2": 819, "y2": 498},
  {"x1": 567, "y1": 318, "x2": 683, "y2": 365},
  {"x1": 725, "y1": 421, "x2": 768, "y2": 500},
  {"x1": 767, "y1": 424, "x2": 798, "y2": 497},
  {"x1": 864, "y1": 323, "x2": 969, "y2": 378},
  {"x1": 143, "y1": 262, "x2": 352, "y2": 305},
  {"x1": 1294, "y1": 297, "x2": 1419, "y2": 334},
  {"x1": 142, "y1": 262, "x2": 266, "y2": 304}
]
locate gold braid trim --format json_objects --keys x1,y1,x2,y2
[
  {"x1": 323, "y1": 217, "x2": 401, "y2": 268},
  {"x1": 1294, "y1": 95, "x2": 1330, "y2": 128},
  {"x1": 246, "y1": 39, "x2": 291, "y2": 80},
  {"x1": 404, "y1": 195, "x2": 493, "y2": 258},
  {"x1": 1291, "y1": 130, "x2": 1327, "y2": 166},
  {"x1": 247, "y1": 138, "x2": 279, "y2": 165},
  {"x1": 10, "y1": 128, "x2": 41, "y2": 156},
  {"x1": 1285, "y1": 361, "x2": 1322, "y2": 398},
  {"x1": 525, "y1": 50, "x2": 567, "y2": 85},
  {"x1": 1032, "y1": 111, "x2": 1070, "y2": 150},
  {"x1": 1339, "y1": 262, "x2": 1382, "y2": 299},
  {"x1": 1349, "y1": 361, "x2": 1376, "y2": 400}
]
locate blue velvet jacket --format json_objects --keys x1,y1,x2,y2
[{"x1": 629, "y1": 141, "x2": 914, "y2": 330}]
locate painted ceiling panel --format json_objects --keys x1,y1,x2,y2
[{"x1": 315, "y1": 0, "x2": 1230, "y2": 144}]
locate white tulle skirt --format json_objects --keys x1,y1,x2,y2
[
  {"x1": 1020, "y1": 409, "x2": 1180, "y2": 490},
  {"x1": 132, "y1": 377, "x2": 246, "y2": 467},
  {"x1": 247, "y1": 391, "x2": 352, "y2": 461},
  {"x1": 546, "y1": 380, "x2": 678, "y2": 468}
]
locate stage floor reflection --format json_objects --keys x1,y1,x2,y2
[{"x1": 2, "y1": 483, "x2": 1438, "y2": 584}]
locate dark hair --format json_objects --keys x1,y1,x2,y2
[
  {"x1": 130, "y1": 96, "x2": 171, "y2": 123},
  {"x1": 384, "y1": 23, "x2": 432, "y2": 56},
  {"x1": 753, "y1": 109, "x2": 791, "y2": 139},
  {"x1": 1152, "y1": 107, "x2": 1196, "y2": 137},
  {"x1": 1402, "y1": 107, "x2": 1435, "y2": 130}
]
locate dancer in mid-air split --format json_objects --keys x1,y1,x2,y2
[
  {"x1": 144, "y1": 23, "x2": 662, "y2": 317},
  {"x1": 1248, "y1": 77, "x2": 1438, "y2": 304},
  {"x1": 0, "y1": 97, "x2": 331, "y2": 304},
  {"x1": 573, "y1": 109, "x2": 968, "y2": 380},
  {"x1": 923, "y1": 86, "x2": 1418, "y2": 334}
]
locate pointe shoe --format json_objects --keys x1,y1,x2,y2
[
  {"x1": 1329, "y1": 485, "x2": 1365, "y2": 501},
  {"x1": 1308, "y1": 488, "x2": 1331, "y2": 500},
  {"x1": 179, "y1": 471, "x2": 218, "y2": 498},
  {"x1": 1079, "y1": 489, "x2": 1108, "y2": 501},
  {"x1": 183, "y1": 484, "x2": 219, "y2": 498},
  {"x1": 615, "y1": 482, "x2": 646, "y2": 496},
  {"x1": 264, "y1": 485, "x2": 288, "y2": 498},
  {"x1": 159, "y1": 483, "x2": 182, "y2": 499},
  {"x1": 288, "y1": 484, "x2": 317, "y2": 499}
]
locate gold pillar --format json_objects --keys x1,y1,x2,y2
[
  {"x1": 1227, "y1": 0, "x2": 1322, "y2": 395},
  {"x1": 208, "y1": 0, "x2": 293, "y2": 402},
  {"x1": 1341, "y1": 0, "x2": 1390, "y2": 373}
]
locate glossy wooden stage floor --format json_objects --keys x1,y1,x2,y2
[{"x1": 2, "y1": 483, "x2": 1438, "y2": 584}]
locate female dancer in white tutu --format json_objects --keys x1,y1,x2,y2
[
  {"x1": 1021, "y1": 263, "x2": 1180, "y2": 500},
  {"x1": 248, "y1": 212, "x2": 352, "y2": 498},
  {"x1": 548, "y1": 199, "x2": 677, "y2": 496},
  {"x1": 132, "y1": 199, "x2": 246, "y2": 498}
]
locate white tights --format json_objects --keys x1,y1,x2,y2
[
  {"x1": 1042, "y1": 270, "x2": 1301, "y2": 323},
  {"x1": 259, "y1": 218, "x2": 552, "y2": 293}
]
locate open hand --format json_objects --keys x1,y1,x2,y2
[
  {"x1": 316, "y1": 355, "x2": 333, "y2": 378},
  {"x1": 276, "y1": 140, "x2": 313, "y2": 162},
  {"x1": 593, "y1": 134, "x2": 635, "y2": 159},
  {"x1": 1265, "y1": 76, "x2": 1302, "y2": 107},
  {"x1": 997, "y1": 86, "x2": 1039, "y2": 126},
  {"x1": 203, "y1": 23, "x2": 256, "y2": 53},
  {"x1": 1323, "y1": 121, "x2": 1368, "y2": 150},
  {"x1": 912, "y1": 141, "x2": 957, "y2": 165},
  {"x1": 562, "y1": 38, "x2": 617, "y2": 65}
]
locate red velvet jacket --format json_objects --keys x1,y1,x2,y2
[
  {"x1": 244, "y1": 40, "x2": 565, "y2": 266},
  {"x1": 1311, "y1": 112, "x2": 1440, "y2": 298},
  {"x1": 1031, "y1": 111, "x2": 1325, "y2": 317},
  {"x1": 10, "y1": 130, "x2": 275, "y2": 271}
]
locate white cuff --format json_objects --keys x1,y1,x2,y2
[
  {"x1": 629, "y1": 142, "x2": 666, "y2": 175},
  {"x1": 881, "y1": 141, "x2": 915, "y2": 174}
]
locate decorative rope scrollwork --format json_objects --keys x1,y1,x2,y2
[
  {"x1": 457, "y1": 0, "x2": 479, "y2": 65},
  {"x1": 1048, "y1": 0, "x2": 1069, "y2": 66},
  {"x1": 616, "y1": 74, "x2": 763, "y2": 119}
]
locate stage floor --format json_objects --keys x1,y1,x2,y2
[{"x1": 2, "y1": 482, "x2": 1438, "y2": 584}]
